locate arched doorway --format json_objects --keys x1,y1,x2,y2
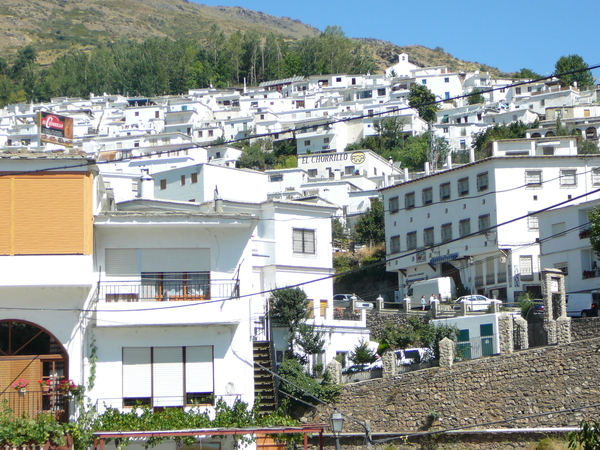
[{"x1": 0, "y1": 320, "x2": 69, "y2": 421}]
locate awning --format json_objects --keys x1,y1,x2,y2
[{"x1": 429, "y1": 253, "x2": 459, "y2": 265}]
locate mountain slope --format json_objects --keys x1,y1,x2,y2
[{"x1": 0, "y1": 0, "x2": 507, "y2": 76}]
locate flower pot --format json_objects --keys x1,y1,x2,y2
[
  {"x1": 18, "y1": 388, "x2": 27, "y2": 396},
  {"x1": 41, "y1": 385, "x2": 50, "y2": 393}
]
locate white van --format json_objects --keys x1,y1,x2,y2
[
  {"x1": 405, "y1": 277, "x2": 455, "y2": 309},
  {"x1": 394, "y1": 348, "x2": 434, "y2": 366},
  {"x1": 566, "y1": 292, "x2": 599, "y2": 317}
]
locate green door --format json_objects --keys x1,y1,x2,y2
[
  {"x1": 457, "y1": 329, "x2": 471, "y2": 360},
  {"x1": 480, "y1": 323, "x2": 494, "y2": 356}
]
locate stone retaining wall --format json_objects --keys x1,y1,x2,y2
[
  {"x1": 570, "y1": 317, "x2": 600, "y2": 341},
  {"x1": 366, "y1": 312, "x2": 414, "y2": 341},
  {"x1": 309, "y1": 337, "x2": 600, "y2": 434}
]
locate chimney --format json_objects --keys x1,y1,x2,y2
[
  {"x1": 403, "y1": 167, "x2": 409, "y2": 182},
  {"x1": 446, "y1": 153, "x2": 453, "y2": 170},
  {"x1": 138, "y1": 169, "x2": 154, "y2": 199},
  {"x1": 424, "y1": 161, "x2": 430, "y2": 175},
  {"x1": 469, "y1": 147, "x2": 475, "y2": 163},
  {"x1": 214, "y1": 185, "x2": 223, "y2": 213}
]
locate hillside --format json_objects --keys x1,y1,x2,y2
[{"x1": 0, "y1": 0, "x2": 508, "y2": 76}]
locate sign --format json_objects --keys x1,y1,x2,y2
[
  {"x1": 37, "y1": 111, "x2": 74, "y2": 147},
  {"x1": 416, "y1": 250, "x2": 427, "y2": 263},
  {"x1": 429, "y1": 253, "x2": 459, "y2": 266}
]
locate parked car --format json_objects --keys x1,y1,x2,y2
[
  {"x1": 367, "y1": 358, "x2": 383, "y2": 370},
  {"x1": 394, "y1": 348, "x2": 434, "y2": 366},
  {"x1": 333, "y1": 294, "x2": 373, "y2": 309},
  {"x1": 342, "y1": 364, "x2": 370, "y2": 374},
  {"x1": 454, "y1": 295, "x2": 494, "y2": 312}
]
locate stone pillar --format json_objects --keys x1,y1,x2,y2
[
  {"x1": 514, "y1": 316, "x2": 529, "y2": 350},
  {"x1": 376, "y1": 297, "x2": 383, "y2": 312},
  {"x1": 497, "y1": 313, "x2": 514, "y2": 354},
  {"x1": 430, "y1": 299, "x2": 439, "y2": 319},
  {"x1": 458, "y1": 301, "x2": 467, "y2": 316},
  {"x1": 327, "y1": 359, "x2": 342, "y2": 385},
  {"x1": 541, "y1": 268, "x2": 568, "y2": 345},
  {"x1": 556, "y1": 316, "x2": 572, "y2": 345},
  {"x1": 382, "y1": 350, "x2": 396, "y2": 379},
  {"x1": 403, "y1": 298, "x2": 411, "y2": 314},
  {"x1": 439, "y1": 337, "x2": 455, "y2": 368},
  {"x1": 490, "y1": 299, "x2": 501, "y2": 314}
]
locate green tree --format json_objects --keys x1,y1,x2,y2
[
  {"x1": 471, "y1": 121, "x2": 529, "y2": 159},
  {"x1": 408, "y1": 84, "x2": 438, "y2": 123},
  {"x1": 554, "y1": 54, "x2": 595, "y2": 89},
  {"x1": 588, "y1": 207, "x2": 600, "y2": 259},
  {"x1": 354, "y1": 198, "x2": 385, "y2": 248},
  {"x1": 429, "y1": 134, "x2": 451, "y2": 169},
  {"x1": 467, "y1": 88, "x2": 484, "y2": 105},
  {"x1": 568, "y1": 419, "x2": 600, "y2": 450},
  {"x1": 348, "y1": 340, "x2": 377, "y2": 364},
  {"x1": 270, "y1": 287, "x2": 312, "y2": 353},
  {"x1": 513, "y1": 68, "x2": 542, "y2": 79},
  {"x1": 332, "y1": 217, "x2": 349, "y2": 251},
  {"x1": 579, "y1": 140, "x2": 599, "y2": 155}
]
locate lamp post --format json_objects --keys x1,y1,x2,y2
[{"x1": 330, "y1": 412, "x2": 344, "y2": 450}]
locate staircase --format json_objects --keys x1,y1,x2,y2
[{"x1": 253, "y1": 341, "x2": 277, "y2": 414}]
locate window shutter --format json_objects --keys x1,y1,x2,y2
[
  {"x1": 141, "y1": 249, "x2": 210, "y2": 272},
  {"x1": 185, "y1": 346, "x2": 214, "y2": 393},
  {"x1": 123, "y1": 347, "x2": 151, "y2": 398},
  {"x1": 106, "y1": 249, "x2": 139, "y2": 275},
  {"x1": 153, "y1": 347, "x2": 184, "y2": 406}
]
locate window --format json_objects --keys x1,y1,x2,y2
[
  {"x1": 515, "y1": 87, "x2": 521, "y2": 95},
  {"x1": 390, "y1": 235, "x2": 401, "y2": 254},
  {"x1": 405, "y1": 192, "x2": 415, "y2": 210},
  {"x1": 141, "y1": 272, "x2": 210, "y2": 301},
  {"x1": 476, "y1": 172, "x2": 488, "y2": 191},
  {"x1": 336, "y1": 77, "x2": 342, "y2": 82},
  {"x1": 445, "y1": 92, "x2": 450, "y2": 100},
  {"x1": 560, "y1": 169, "x2": 577, "y2": 186},
  {"x1": 134, "y1": 111, "x2": 140, "y2": 117},
  {"x1": 459, "y1": 219, "x2": 471, "y2": 237},
  {"x1": 478, "y1": 214, "x2": 490, "y2": 233},
  {"x1": 443, "y1": 127, "x2": 449, "y2": 133},
  {"x1": 344, "y1": 166, "x2": 355, "y2": 175},
  {"x1": 269, "y1": 174, "x2": 283, "y2": 182},
  {"x1": 525, "y1": 170, "x2": 542, "y2": 186},
  {"x1": 389, "y1": 196, "x2": 399, "y2": 214},
  {"x1": 123, "y1": 346, "x2": 214, "y2": 407},
  {"x1": 180, "y1": 175, "x2": 185, "y2": 186},
  {"x1": 441, "y1": 223, "x2": 452, "y2": 243},
  {"x1": 519, "y1": 256, "x2": 533, "y2": 281},
  {"x1": 421, "y1": 79, "x2": 427, "y2": 85},
  {"x1": 460, "y1": 140, "x2": 466, "y2": 150},
  {"x1": 458, "y1": 177, "x2": 469, "y2": 196},
  {"x1": 208, "y1": 130, "x2": 214, "y2": 137},
  {"x1": 378, "y1": 88, "x2": 386, "y2": 96},
  {"x1": 440, "y1": 183, "x2": 451, "y2": 201},
  {"x1": 528, "y1": 213, "x2": 539, "y2": 230},
  {"x1": 422, "y1": 188, "x2": 433, "y2": 205},
  {"x1": 191, "y1": 173, "x2": 198, "y2": 184},
  {"x1": 293, "y1": 229, "x2": 316, "y2": 255},
  {"x1": 308, "y1": 169, "x2": 318, "y2": 178},
  {"x1": 324, "y1": 137, "x2": 330, "y2": 144},
  {"x1": 406, "y1": 232, "x2": 417, "y2": 250},
  {"x1": 304, "y1": 140, "x2": 311, "y2": 146},
  {"x1": 593, "y1": 168, "x2": 600, "y2": 185},
  {"x1": 424, "y1": 228, "x2": 434, "y2": 247},
  {"x1": 160, "y1": 179, "x2": 167, "y2": 190},
  {"x1": 444, "y1": 77, "x2": 449, "y2": 83},
  {"x1": 552, "y1": 222, "x2": 566, "y2": 236},
  {"x1": 543, "y1": 146, "x2": 554, "y2": 155}
]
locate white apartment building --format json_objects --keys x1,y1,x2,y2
[
  {"x1": 382, "y1": 136, "x2": 600, "y2": 302},
  {"x1": 538, "y1": 198, "x2": 600, "y2": 294}
]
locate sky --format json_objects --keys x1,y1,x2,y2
[{"x1": 193, "y1": 0, "x2": 600, "y2": 79}]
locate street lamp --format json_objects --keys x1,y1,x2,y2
[{"x1": 330, "y1": 412, "x2": 344, "y2": 450}]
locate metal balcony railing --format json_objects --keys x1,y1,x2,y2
[
  {"x1": 0, "y1": 389, "x2": 70, "y2": 421},
  {"x1": 97, "y1": 279, "x2": 239, "y2": 302}
]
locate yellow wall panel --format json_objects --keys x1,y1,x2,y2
[
  {"x1": 0, "y1": 173, "x2": 93, "y2": 255},
  {"x1": 0, "y1": 178, "x2": 13, "y2": 255}
]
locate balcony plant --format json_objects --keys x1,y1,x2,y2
[
  {"x1": 37, "y1": 379, "x2": 51, "y2": 392},
  {"x1": 58, "y1": 379, "x2": 83, "y2": 397},
  {"x1": 11, "y1": 379, "x2": 29, "y2": 393}
]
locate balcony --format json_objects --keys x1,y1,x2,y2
[
  {"x1": 94, "y1": 279, "x2": 242, "y2": 327},
  {"x1": 97, "y1": 279, "x2": 239, "y2": 303},
  {"x1": 0, "y1": 389, "x2": 70, "y2": 422},
  {"x1": 486, "y1": 273, "x2": 496, "y2": 285},
  {"x1": 579, "y1": 229, "x2": 591, "y2": 239}
]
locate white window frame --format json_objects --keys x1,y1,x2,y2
[
  {"x1": 525, "y1": 170, "x2": 542, "y2": 186},
  {"x1": 422, "y1": 188, "x2": 433, "y2": 205},
  {"x1": 440, "y1": 183, "x2": 451, "y2": 201},
  {"x1": 458, "y1": 177, "x2": 469, "y2": 196},
  {"x1": 560, "y1": 169, "x2": 577, "y2": 186},
  {"x1": 592, "y1": 168, "x2": 600, "y2": 186},
  {"x1": 527, "y1": 214, "x2": 539, "y2": 230},
  {"x1": 293, "y1": 228, "x2": 316, "y2": 255},
  {"x1": 476, "y1": 172, "x2": 488, "y2": 191}
]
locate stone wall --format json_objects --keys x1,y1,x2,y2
[
  {"x1": 308, "y1": 337, "x2": 600, "y2": 434},
  {"x1": 571, "y1": 317, "x2": 600, "y2": 341},
  {"x1": 366, "y1": 312, "x2": 415, "y2": 341}
]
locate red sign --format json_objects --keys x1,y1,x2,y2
[{"x1": 38, "y1": 111, "x2": 74, "y2": 147}]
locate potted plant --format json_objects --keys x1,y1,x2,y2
[
  {"x1": 58, "y1": 379, "x2": 83, "y2": 396},
  {"x1": 38, "y1": 379, "x2": 51, "y2": 392},
  {"x1": 12, "y1": 379, "x2": 29, "y2": 394}
]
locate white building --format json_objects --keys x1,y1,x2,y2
[
  {"x1": 382, "y1": 136, "x2": 600, "y2": 302},
  {"x1": 538, "y1": 198, "x2": 600, "y2": 294}
]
